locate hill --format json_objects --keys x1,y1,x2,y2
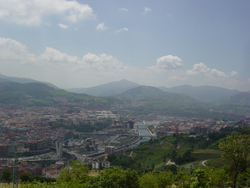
[
  {"x1": 211, "y1": 92, "x2": 250, "y2": 116},
  {"x1": 67, "y1": 79, "x2": 140, "y2": 96},
  {"x1": 115, "y1": 85, "x2": 206, "y2": 106},
  {"x1": 0, "y1": 82, "x2": 126, "y2": 108},
  {"x1": 114, "y1": 86, "x2": 246, "y2": 119},
  {"x1": 212, "y1": 92, "x2": 250, "y2": 106},
  {"x1": 108, "y1": 134, "x2": 225, "y2": 172},
  {"x1": 159, "y1": 85, "x2": 240, "y2": 103},
  {"x1": 0, "y1": 73, "x2": 59, "y2": 89},
  {"x1": 0, "y1": 82, "x2": 246, "y2": 119}
]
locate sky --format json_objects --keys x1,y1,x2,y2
[{"x1": 0, "y1": 0, "x2": 250, "y2": 91}]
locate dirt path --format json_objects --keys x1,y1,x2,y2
[
  {"x1": 166, "y1": 159, "x2": 176, "y2": 165},
  {"x1": 129, "y1": 151, "x2": 133, "y2": 157},
  {"x1": 202, "y1": 160, "x2": 208, "y2": 166}
]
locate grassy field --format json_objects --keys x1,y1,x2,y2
[
  {"x1": 122, "y1": 136, "x2": 224, "y2": 171},
  {"x1": 192, "y1": 149, "x2": 221, "y2": 161}
]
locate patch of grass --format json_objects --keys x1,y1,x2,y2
[
  {"x1": 88, "y1": 170, "x2": 101, "y2": 177},
  {"x1": 206, "y1": 158, "x2": 225, "y2": 168},
  {"x1": 192, "y1": 149, "x2": 221, "y2": 161}
]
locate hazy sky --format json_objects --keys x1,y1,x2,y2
[{"x1": 0, "y1": 0, "x2": 250, "y2": 91}]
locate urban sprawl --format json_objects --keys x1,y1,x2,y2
[{"x1": 0, "y1": 105, "x2": 249, "y2": 178}]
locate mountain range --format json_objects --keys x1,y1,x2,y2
[
  {"x1": 0, "y1": 75, "x2": 248, "y2": 119},
  {"x1": 67, "y1": 79, "x2": 249, "y2": 106},
  {"x1": 115, "y1": 85, "x2": 205, "y2": 106},
  {"x1": 158, "y1": 85, "x2": 240, "y2": 103},
  {"x1": 0, "y1": 73, "x2": 249, "y2": 110}
]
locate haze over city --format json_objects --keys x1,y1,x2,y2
[{"x1": 0, "y1": 0, "x2": 249, "y2": 91}]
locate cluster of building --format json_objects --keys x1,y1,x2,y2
[
  {"x1": 147, "y1": 116, "x2": 249, "y2": 137},
  {"x1": 0, "y1": 106, "x2": 120, "y2": 158},
  {"x1": 0, "y1": 159, "x2": 66, "y2": 180}
]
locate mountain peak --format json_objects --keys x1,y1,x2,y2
[{"x1": 67, "y1": 79, "x2": 140, "y2": 96}]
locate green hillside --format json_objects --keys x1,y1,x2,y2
[
  {"x1": 68, "y1": 79, "x2": 140, "y2": 96},
  {"x1": 116, "y1": 85, "x2": 205, "y2": 106},
  {"x1": 114, "y1": 86, "x2": 245, "y2": 119},
  {"x1": 212, "y1": 92, "x2": 250, "y2": 106},
  {"x1": 108, "y1": 134, "x2": 225, "y2": 173},
  {"x1": 160, "y1": 85, "x2": 240, "y2": 103},
  {"x1": 0, "y1": 82, "x2": 128, "y2": 108},
  {"x1": 0, "y1": 82, "x2": 246, "y2": 119}
]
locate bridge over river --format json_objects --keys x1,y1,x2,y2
[
  {"x1": 135, "y1": 121, "x2": 153, "y2": 143},
  {"x1": 57, "y1": 121, "x2": 154, "y2": 159}
]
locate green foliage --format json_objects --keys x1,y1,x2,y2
[
  {"x1": 57, "y1": 160, "x2": 90, "y2": 185},
  {"x1": 1, "y1": 168, "x2": 12, "y2": 183},
  {"x1": 107, "y1": 153, "x2": 137, "y2": 169},
  {"x1": 219, "y1": 132, "x2": 250, "y2": 186},
  {"x1": 190, "y1": 168, "x2": 208, "y2": 188},
  {"x1": 20, "y1": 172, "x2": 32, "y2": 182},
  {"x1": 175, "y1": 169, "x2": 191, "y2": 188},
  {"x1": 139, "y1": 171, "x2": 174, "y2": 188},
  {"x1": 139, "y1": 172, "x2": 158, "y2": 188},
  {"x1": 87, "y1": 167, "x2": 140, "y2": 188},
  {"x1": 157, "y1": 171, "x2": 174, "y2": 188},
  {"x1": 175, "y1": 150, "x2": 195, "y2": 165},
  {"x1": 163, "y1": 165, "x2": 177, "y2": 174}
]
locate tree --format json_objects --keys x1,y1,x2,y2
[
  {"x1": 190, "y1": 168, "x2": 208, "y2": 188},
  {"x1": 204, "y1": 166, "x2": 228, "y2": 188},
  {"x1": 89, "y1": 167, "x2": 140, "y2": 188},
  {"x1": 175, "y1": 169, "x2": 190, "y2": 188},
  {"x1": 219, "y1": 132, "x2": 250, "y2": 187},
  {"x1": 139, "y1": 172, "x2": 158, "y2": 188},
  {"x1": 57, "y1": 160, "x2": 89, "y2": 184},
  {"x1": 20, "y1": 172, "x2": 32, "y2": 182},
  {"x1": 157, "y1": 171, "x2": 174, "y2": 188},
  {"x1": 1, "y1": 168, "x2": 12, "y2": 183}
]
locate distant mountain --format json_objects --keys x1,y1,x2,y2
[
  {"x1": 159, "y1": 85, "x2": 240, "y2": 103},
  {"x1": 0, "y1": 82, "x2": 245, "y2": 119},
  {"x1": 0, "y1": 82, "x2": 56, "y2": 105},
  {"x1": 213, "y1": 92, "x2": 250, "y2": 106},
  {"x1": 0, "y1": 82, "x2": 125, "y2": 108},
  {"x1": 0, "y1": 73, "x2": 59, "y2": 89},
  {"x1": 115, "y1": 85, "x2": 206, "y2": 106},
  {"x1": 67, "y1": 79, "x2": 140, "y2": 96}
]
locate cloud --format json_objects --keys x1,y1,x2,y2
[
  {"x1": 186, "y1": 62, "x2": 210, "y2": 75},
  {"x1": 0, "y1": 38, "x2": 29, "y2": 61},
  {"x1": 116, "y1": 28, "x2": 128, "y2": 33},
  {"x1": 229, "y1": 71, "x2": 238, "y2": 76},
  {"x1": 119, "y1": 8, "x2": 128, "y2": 12},
  {"x1": 82, "y1": 53, "x2": 123, "y2": 70},
  {"x1": 40, "y1": 47, "x2": 78, "y2": 64},
  {"x1": 0, "y1": 38, "x2": 143, "y2": 87},
  {"x1": 96, "y1": 23, "x2": 108, "y2": 30},
  {"x1": 143, "y1": 7, "x2": 152, "y2": 14},
  {"x1": 187, "y1": 62, "x2": 236, "y2": 78},
  {"x1": 58, "y1": 23, "x2": 68, "y2": 29},
  {"x1": 148, "y1": 55, "x2": 183, "y2": 72},
  {"x1": 0, "y1": 37, "x2": 246, "y2": 90},
  {"x1": 210, "y1": 69, "x2": 227, "y2": 78},
  {"x1": 0, "y1": 0, "x2": 96, "y2": 26}
]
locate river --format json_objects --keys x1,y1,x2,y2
[
  {"x1": 129, "y1": 121, "x2": 152, "y2": 147},
  {"x1": 88, "y1": 121, "x2": 152, "y2": 156}
]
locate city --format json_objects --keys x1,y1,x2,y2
[{"x1": 1, "y1": 104, "x2": 249, "y2": 180}]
